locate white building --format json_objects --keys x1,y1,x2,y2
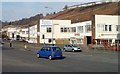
[
  {"x1": 94, "y1": 15, "x2": 120, "y2": 45},
  {"x1": 29, "y1": 24, "x2": 37, "y2": 43},
  {"x1": 71, "y1": 21, "x2": 92, "y2": 45},
  {"x1": 39, "y1": 19, "x2": 92, "y2": 45},
  {"x1": 2, "y1": 27, "x2": 18, "y2": 40},
  {"x1": 19, "y1": 28, "x2": 28, "y2": 41},
  {"x1": 39, "y1": 19, "x2": 71, "y2": 44}
]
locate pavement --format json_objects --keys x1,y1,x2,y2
[
  {"x1": 2, "y1": 40, "x2": 119, "y2": 72},
  {"x1": 0, "y1": 44, "x2": 2, "y2": 73}
]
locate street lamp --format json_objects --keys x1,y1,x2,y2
[{"x1": 44, "y1": 7, "x2": 54, "y2": 45}]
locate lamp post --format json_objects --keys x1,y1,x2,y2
[{"x1": 45, "y1": 7, "x2": 54, "y2": 45}]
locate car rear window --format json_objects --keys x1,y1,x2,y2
[{"x1": 52, "y1": 47, "x2": 61, "y2": 51}]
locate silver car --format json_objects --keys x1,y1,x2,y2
[{"x1": 63, "y1": 44, "x2": 82, "y2": 52}]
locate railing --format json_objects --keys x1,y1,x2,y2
[{"x1": 64, "y1": 1, "x2": 114, "y2": 10}]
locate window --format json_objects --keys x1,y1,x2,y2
[
  {"x1": 53, "y1": 47, "x2": 61, "y2": 51},
  {"x1": 60, "y1": 28, "x2": 64, "y2": 32},
  {"x1": 67, "y1": 27, "x2": 71, "y2": 32},
  {"x1": 71, "y1": 27, "x2": 76, "y2": 32},
  {"x1": 109, "y1": 25, "x2": 112, "y2": 31},
  {"x1": 64, "y1": 28, "x2": 67, "y2": 32},
  {"x1": 22, "y1": 31, "x2": 25, "y2": 34},
  {"x1": 116, "y1": 25, "x2": 120, "y2": 31},
  {"x1": 105, "y1": 25, "x2": 108, "y2": 31},
  {"x1": 85, "y1": 25, "x2": 91, "y2": 32},
  {"x1": 61, "y1": 27, "x2": 70, "y2": 33},
  {"x1": 104, "y1": 25, "x2": 112, "y2": 32},
  {"x1": 47, "y1": 27, "x2": 52, "y2": 32},
  {"x1": 97, "y1": 24, "x2": 104, "y2": 32},
  {"x1": 78, "y1": 26, "x2": 83, "y2": 33},
  {"x1": 26, "y1": 31, "x2": 28, "y2": 34}
]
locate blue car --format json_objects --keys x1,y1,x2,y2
[{"x1": 37, "y1": 46, "x2": 62, "y2": 60}]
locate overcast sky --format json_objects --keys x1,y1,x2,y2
[{"x1": 1, "y1": 0, "x2": 100, "y2": 22}]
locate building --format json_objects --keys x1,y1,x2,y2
[
  {"x1": 92, "y1": 15, "x2": 120, "y2": 47},
  {"x1": 27, "y1": 15, "x2": 119, "y2": 49},
  {"x1": 2, "y1": 27, "x2": 18, "y2": 40},
  {"x1": 70, "y1": 21, "x2": 92, "y2": 45},
  {"x1": 39, "y1": 19, "x2": 71, "y2": 44},
  {"x1": 28, "y1": 19, "x2": 92, "y2": 45},
  {"x1": 28, "y1": 24, "x2": 37, "y2": 43},
  {"x1": 19, "y1": 28, "x2": 28, "y2": 41}
]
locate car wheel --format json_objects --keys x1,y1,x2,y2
[
  {"x1": 63, "y1": 48, "x2": 66, "y2": 52},
  {"x1": 49, "y1": 55, "x2": 52, "y2": 60},
  {"x1": 72, "y1": 49, "x2": 75, "y2": 52},
  {"x1": 37, "y1": 53, "x2": 40, "y2": 58}
]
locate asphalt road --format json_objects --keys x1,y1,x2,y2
[{"x1": 2, "y1": 42, "x2": 119, "y2": 72}]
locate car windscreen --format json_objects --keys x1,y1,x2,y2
[
  {"x1": 71, "y1": 45, "x2": 78, "y2": 47},
  {"x1": 52, "y1": 47, "x2": 61, "y2": 51}
]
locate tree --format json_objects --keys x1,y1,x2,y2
[
  {"x1": 63, "y1": 5, "x2": 68, "y2": 10},
  {"x1": 46, "y1": 13, "x2": 50, "y2": 16},
  {"x1": 53, "y1": 12, "x2": 56, "y2": 14},
  {"x1": 8, "y1": 22, "x2": 11, "y2": 25}
]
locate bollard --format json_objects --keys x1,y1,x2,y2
[
  {"x1": 24, "y1": 44, "x2": 27, "y2": 49},
  {"x1": 10, "y1": 42, "x2": 12, "y2": 47}
]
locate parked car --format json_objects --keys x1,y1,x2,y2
[
  {"x1": 63, "y1": 44, "x2": 82, "y2": 52},
  {"x1": 37, "y1": 46, "x2": 62, "y2": 60}
]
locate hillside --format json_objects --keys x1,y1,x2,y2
[
  {"x1": 2, "y1": 1, "x2": 120, "y2": 28},
  {"x1": 2, "y1": 14, "x2": 43, "y2": 28},
  {"x1": 43, "y1": 2, "x2": 120, "y2": 23}
]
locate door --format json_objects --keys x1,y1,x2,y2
[
  {"x1": 44, "y1": 47, "x2": 51, "y2": 57},
  {"x1": 87, "y1": 36, "x2": 91, "y2": 45},
  {"x1": 53, "y1": 47, "x2": 62, "y2": 56},
  {"x1": 68, "y1": 45, "x2": 72, "y2": 51}
]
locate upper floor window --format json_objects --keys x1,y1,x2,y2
[
  {"x1": 64, "y1": 28, "x2": 67, "y2": 32},
  {"x1": 60, "y1": 28, "x2": 64, "y2": 32},
  {"x1": 109, "y1": 25, "x2": 112, "y2": 31},
  {"x1": 71, "y1": 27, "x2": 76, "y2": 32},
  {"x1": 60, "y1": 27, "x2": 70, "y2": 33},
  {"x1": 47, "y1": 27, "x2": 52, "y2": 33},
  {"x1": 105, "y1": 25, "x2": 108, "y2": 31},
  {"x1": 104, "y1": 25, "x2": 112, "y2": 32},
  {"x1": 22, "y1": 31, "x2": 25, "y2": 34},
  {"x1": 77, "y1": 26, "x2": 83, "y2": 33},
  {"x1": 116, "y1": 25, "x2": 120, "y2": 31},
  {"x1": 85, "y1": 25, "x2": 91, "y2": 32},
  {"x1": 26, "y1": 31, "x2": 28, "y2": 34}
]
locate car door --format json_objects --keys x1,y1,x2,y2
[
  {"x1": 44, "y1": 47, "x2": 51, "y2": 57},
  {"x1": 40, "y1": 47, "x2": 46, "y2": 57},
  {"x1": 68, "y1": 45, "x2": 72, "y2": 51},
  {"x1": 53, "y1": 47, "x2": 62, "y2": 56}
]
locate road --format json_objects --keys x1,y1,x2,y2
[{"x1": 2, "y1": 41, "x2": 119, "y2": 72}]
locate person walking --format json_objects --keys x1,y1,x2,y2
[{"x1": 10, "y1": 39, "x2": 12, "y2": 47}]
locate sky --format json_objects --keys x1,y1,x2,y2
[{"x1": 1, "y1": 0, "x2": 101, "y2": 22}]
